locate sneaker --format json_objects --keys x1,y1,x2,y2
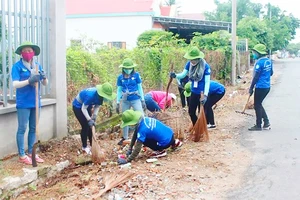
[
  {"x1": 19, "y1": 156, "x2": 32, "y2": 165},
  {"x1": 117, "y1": 137, "x2": 126, "y2": 146},
  {"x1": 171, "y1": 139, "x2": 183, "y2": 149},
  {"x1": 28, "y1": 154, "x2": 45, "y2": 163},
  {"x1": 248, "y1": 125, "x2": 262, "y2": 131},
  {"x1": 207, "y1": 124, "x2": 216, "y2": 129},
  {"x1": 263, "y1": 123, "x2": 271, "y2": 130},
  {"x1": 149, "y1": 150, "x2": 167, "y2": 158},
  {"x1": 82, "y1": 146, "x2": 91, "y2": 155}
]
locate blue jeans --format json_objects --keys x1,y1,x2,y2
[
  {"x1": 16, "y1": 108, "x2": 38, "y2": 157},
  {"x1": 121, "y1": 99, "x2": 144, "y2": 139},
  {"x1": 144, "y1": 93, "x2": 161, "y2": 112}
]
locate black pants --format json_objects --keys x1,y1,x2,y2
[
  {"x1": 188, "y1": 92, "x2": 201, "y2": 125},
  {"x1": 73, "y1": 106, "x2": 92, "y2": 148},
  {"x1": 254, "y1": 88, "x2": 270, "y2": 127},
  {"x1": 204, "y1": 92, "x2": 225, "y2": 125},
  {"x1": 178, "y1": 86, "x2": 189, "y2": 108},
  {"x1": 143, "y1": 135, "x2": 175, "y2": 151}
]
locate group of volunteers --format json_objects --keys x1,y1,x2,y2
[{"x1": 11, "y1": 41, "x2": 272, "y2": 165}]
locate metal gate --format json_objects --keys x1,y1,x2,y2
[{"x1": 0, "y1": 0, "x2": 50, "y2": 107}]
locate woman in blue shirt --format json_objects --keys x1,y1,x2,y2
[
  {"x1": 248, "y1": 44, "x2": 273, "y2": 131},
  {"x1": 117, "y1": 110, "x2": 183, "y2": 165},
  {"x1": 204, "y1": 80, "x2": 225, "y2": 129},
  {"x1": 170, "y1": 46, "x2": 211, "y2": 125},
  {"x1": 72, "y1": 82, "x2": 116, "y2": 154},
  {"x1": 116, "y1": 58, "x2": 146, "y2": 145},
  {"x1": 11, "y1": 41, "x2": 48, "y2": 165}
]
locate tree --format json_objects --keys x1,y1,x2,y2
[
  {"x1": 164, "y1": 0, "x2": 176, "y2": 6},
  {"x1": 237, "y1": 16, "x2": 274, "y2": 49},
  {"x1": 204, "y1": 0, "x2": 262, "y2": 22},
  {"x1": 286, "y1": 43, "x2": 300, "y2": 55}
]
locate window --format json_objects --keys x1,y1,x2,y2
[{"x1": 107, "y1": 42, "x2": 126, "y2": 49}]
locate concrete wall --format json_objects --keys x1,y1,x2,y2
[
  {"x1": 66, "y1": 15, "x2": 153, "y2": 49},
  {"x1": 0, "y1": 0, "x2": 67, "y2": 159}
]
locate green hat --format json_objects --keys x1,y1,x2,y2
[
  {"x1": 183, "y1": 46, "x2": 204, "y2": 60},
  {"x1": 121, "y1": 110, "x2": 143, "y2": 128},
  {"x1": 119, "y1": 58, "x2": 137, "y2": 69},
  {"x1": 15, "y1": 41, "x2": 40, "y2": 56},
  {"x1": 184, "y1": 82, "x2": 192, "y2": 97},
  {"x1": 96, "y1": 82, "x2": 117, "y2": 100},
  {"x1": 252, "y1": 44, "x2": 267, "y2": 55}
]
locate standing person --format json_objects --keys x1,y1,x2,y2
[
  {"x1": 116, "y1": 58, "x2": 146, "y2": 145},
  {"x1": 144, "y1": 91, "x2": 176, "y2": 112},
  {"x1": 248, "y1": 44, "x2": 273, "y2": 131},
  {"x1": 117, "y1": 110, "x2": 183, "y2": 165},
  {"x1": 11, "y1": 41, "x2": 48, "y2": 165},
  {"x1": 177, "y1": 75, "x2": 189, "y2": 108},
  {"x1": 204, "y1": 80, "x2": 226, "y2": 129},
  {"x1": 72, "y1": 82, "x2": 116, "y2": 154},
  {"x1": 170, "y1": 46, "x2": 211, "y2": 125}
]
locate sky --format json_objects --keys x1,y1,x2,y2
[{"x1": 177, "y1": 0, "x2": 300, "y2": 42}]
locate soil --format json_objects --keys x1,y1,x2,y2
[{"x1": 1, "y1": 69, "x2": 273, "y2": 200}]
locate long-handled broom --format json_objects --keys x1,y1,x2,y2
[
  {"x1": 91, "y1": 126, "x2": 105, "y2": 164},
  {"x1": 32, "y1": 68, "x2": 40, "y2": 167},
  {"x1": 235, "y1": 95, "x2": 254, "y2": 116},
  {"x1": 190, "y1": 93, "x2": 209, "y2": 142}
]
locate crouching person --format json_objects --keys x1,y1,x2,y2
[{"x1": 117, "y1": 110, "x2": 182, "y2": 165}]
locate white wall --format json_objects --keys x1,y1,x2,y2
[{"x1": 66, "y1": 15, "x2": 153, "y2": 49}]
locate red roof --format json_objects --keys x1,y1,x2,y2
[{"x1": 66, "y1": 0, "x2": 155, "y2": 15}]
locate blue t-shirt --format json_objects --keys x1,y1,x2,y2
[
  {"x1": 254, "y1": 58, "x2": 273, "y2": 88},
  {"x1": 117, "y1": 72, "x2": 142, "y2": 101},
  {"x1": 11, "y1": 59, "x2": 44, "y2": 109},
  {"x1": 137, "y1": 117, "x2": 173, "y2": 147},
  {"x1": 184, "y1": 61, "x2": 211, "y2": 94},
  {"x1": 72, "y1": 87, "x2": 103, "y2": 108},
  {"x1": 209, "y1": 80, "x2": 225, "y2": 95}
]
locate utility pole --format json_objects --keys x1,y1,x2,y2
[{"x1": 231, "y1": 0, "x2": 237, "y2": 86}]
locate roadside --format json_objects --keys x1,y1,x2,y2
[{"x1": 0, "y1": 61, "x2": 282, "y2": 199}]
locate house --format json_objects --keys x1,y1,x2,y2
[
  {"x1": 65, "y1": 0, "x2": 231, "y2": 49},
  {"x1": 66, "y1": 0, "x2": 165, "y2": 49}
]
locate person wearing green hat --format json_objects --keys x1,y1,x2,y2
[
  {"x1": 170, "y1": 46, "x2": 211, "y2": 125},
  {"x1": 116, "y1": 58, "x2": 146, "y2": 145},
  {"x1": 248, "y1": 43, "x2": 273, "y2": 131},
  {"x1": 72, "y1": 82, "x2": 116, "y2": 154},
  {"x1": 117, "y1": 110, "x2": 183, "y2": 165},
  {"x1": 11, "y1": 41, "x2": 48, "y2": 165}
]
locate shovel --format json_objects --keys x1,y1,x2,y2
[
  {"x1": 32, "y1": 68, "x2": 40, "y2": 167},
  {"x1": 235, "y1": 95, "x2": 254, "y2": 116}
]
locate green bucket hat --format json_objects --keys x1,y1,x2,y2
[
  {"x1": 119, "y1": 58, "x2": 137, "y2": 69},
  {"x1": 252, "y1": 44, "x2": 267, "y2": 55},
  {"x1": 96, "y1": 82, "x2": 117, "y2": 101},
  {"x1": 183, "y1": 46, "x2": 205, "y2": 60},
  {"x1": 121, "y1": 110, "x2": 143, "y2": 128},
  {"x1": 15, "y1": 41, "x2": 40, "y2": 56},
  {"x1": 184, "y1": 82, "x2": 192, "y2": 97}
]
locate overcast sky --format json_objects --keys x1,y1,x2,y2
[{"x1": 177, "y1": 0, "x2": 300, "y2": 42}]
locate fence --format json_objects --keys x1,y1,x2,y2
[{"x1": 0, "y1": 0, "x2": 50, "y2": 107}]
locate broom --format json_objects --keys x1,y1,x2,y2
[
  {"x1": 190, "y1": 93, "x2": 209, "y2": 142},
  {"x1": 32, "y1": 66, "x2": 40, "y2": 167},
  {"x1": 92, "y1": 171, "x2": 134, "y2": 199},
  {"x1": 91, "y1": 126, "x2": 105, "y2": 164}
]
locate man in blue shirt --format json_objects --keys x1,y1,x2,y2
[
  {"x1": 117, "y1": 110, "x2": 183, "y2": 165},
  {"x1": 248, "y1": 44, "x2": 273, "y2": 131}
]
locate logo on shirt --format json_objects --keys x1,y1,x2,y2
[{"x1": 255, "y1": 65, "x2": 260, "y2": 69}]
